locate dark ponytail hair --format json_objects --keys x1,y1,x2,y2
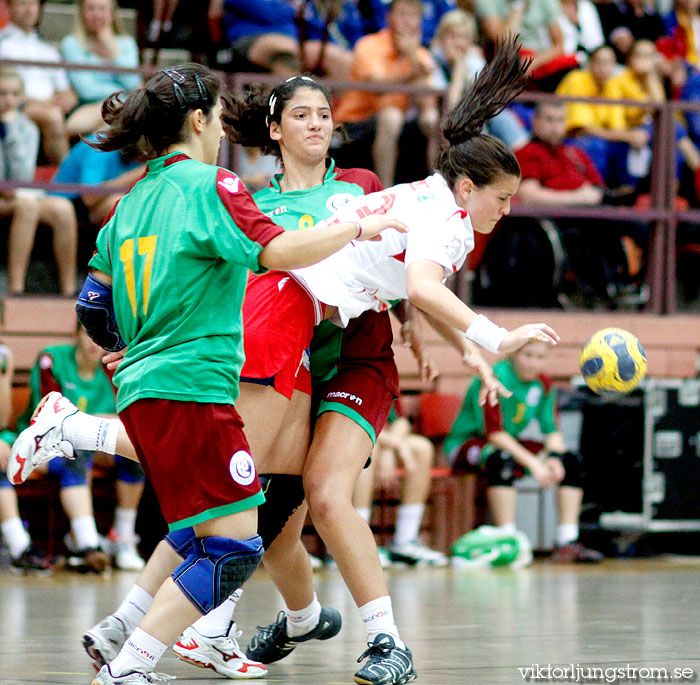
[
  {"x1": 223, "y1": 76, "x2": 331, "y2": 158},
  {"x1": 90, "y1": 63, "x2": 221, "y2": 159},
  {"x1": 436, "y1": 36, "x2": 531, "y2": 188}
]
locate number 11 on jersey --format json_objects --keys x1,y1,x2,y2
[{"x1": 119, "y1": 235, "x2": 158, "y2": 317}]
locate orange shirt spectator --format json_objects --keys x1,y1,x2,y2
[{"x1": 334, "y1": 27, "x2": 435, "y2": 123}]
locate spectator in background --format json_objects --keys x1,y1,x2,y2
[
  {"x1": 558, "y1": 0, "x2": 604, "y2": 59},
  {"x1": 363, "y1": 0, "x2": 457, "y2": 46},
  {"x1": 147, "y1": 0, "x2": 180, "y2": 43},
  {"x1": 596, "y1": 0, "x2": 665, "y2": 63},
  {"x1": 444, "y1": 341, "x2": 603, "y2": 563},
  {"x1": 0, "y1": 67, "x2": 77, "y2": 296},
  {"x1": 475, "y1": 0, "x2": 579, "y2": 91},
  {"x1": 18, "y1": 325, "x2": 146, "y2": 571},
  {"x1": 52, "y1": 137, "x2": 144, "y2": 228},
  {"x1": 0, "y1": 339, "x2": 59, "y2": 573},
  {"x1": 431, "y1": 9, "x2": 529, "y2": 149},
  {"x1": 556, "y1": 45, "x2": 648, "y2": 184},
  {"x1": 515, "y1": 101, "x2": 648, "y2": 305},
  {"x1": 60, "y1": 0, "x2": 142, "y2": 138},
  {"x1": 352, "y1": 401, "x2": 448, "y2": 567},
  {"x1": 602, "y1": 39, "x2": 700, "y2": 184},
  {"x1": 334, "y1": 0, "x2": 439, "y2": 186},
  {"x1": 0, "y1": 0, "x2": 76, "y2": 164},
  {"x1": 220, "y1": 0, "x2": 355, "y2": 77}
]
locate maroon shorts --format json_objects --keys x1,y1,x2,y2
[
  {"x1": 119, "y1": 399, "x2": 264, "y2": 530},
  {"x1": 314, "y1": 367, "x2": 395, "y2": 445},
  {"x1": 240, "y1": 272, "x2": 317, "y2": 398}
]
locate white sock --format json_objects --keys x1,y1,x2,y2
[
  {"x1": 557, "y1": 523, "x2": 579, "y2": 546},
  {"x1": 285, "y1": 593, "x2": 321, "y2": 638},
  {"x1": 1, "y1": 517, "x2": 31, "y2": 558},
  {"x1": 393, "y1": 503, "x2": 424, "y2": 547},
  {"x1": 113, "y1": 584, "x2": 153, "y2": 634},
  {"x1": 358, "y1": 596, "x2": 403, "y2": 648},
  {"x1": 356, "y1": 507, "x2": 371, "y2": 524},
  {"x1": 192, "y1": 590, "x2": 241, "y2": 637},
  {"x1": 496, "y1": 522, "x2": 517, "y2": 535},
  {"x1": 113, "y1": 507, "x2": 138, "y2": 542},
  {"x1": 110, "y1": 627, "x2": 167, "y2": 675},
  {"x1": 71, "y1": 515, "x2": 100, "y2": 550},
  {"x1": 63, "y1": 413, "x2": 119, "y2": 455}
]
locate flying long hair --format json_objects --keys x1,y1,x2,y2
[{"x1": 436, "y1": 36, "x2": 531, "y2": 187}]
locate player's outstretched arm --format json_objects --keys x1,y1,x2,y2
[
  {"x1": 259, "y1": 215, "x2": 408, "y2": 271},
  {"x1": 406, "y1": 259, "x2": 560, "y2": 355}
]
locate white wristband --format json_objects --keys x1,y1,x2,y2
[{"x1": 465, "y1": 314, "x2": 508, "y2": 353}]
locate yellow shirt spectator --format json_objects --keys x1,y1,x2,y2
[
  {"x1": 601, "y1": 68, "x2": 649, "y2": 130},
  {"x1": 556, "y1": 68, "x2": 607, "y2": 132}
]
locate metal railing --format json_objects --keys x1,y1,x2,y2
[{"x1": 0, "y1": 57, "x2": 696, "y2": 313}]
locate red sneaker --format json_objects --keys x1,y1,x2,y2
[{"x1": 551, "y1": 541, "x2": 603, "y2": 563}]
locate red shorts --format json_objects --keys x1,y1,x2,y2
[
  {"x1": 240, "y1": 272, "x2": 317, "y2": 399},
  {"x1": 120, "y1": 399, "x2": 264, "y2": 530}
]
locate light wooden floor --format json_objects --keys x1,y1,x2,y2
[{"x1": 1, "y1": 559, "x2": 699, "y2": 684}]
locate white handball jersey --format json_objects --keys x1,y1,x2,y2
[{"x1": 292, "y1": 173, "x2": 474, "y2": 326}]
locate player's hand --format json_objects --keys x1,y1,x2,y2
[
  {"x1": 498, "y1": 324, "x2": 559, "y2": 355},
  {"x1": 355, "y1": 215, "x2": 409, "y2": 242},
  {"x1": 545, "y1": 456, "x2": 565, "y2": 483},
  {"x1": 529, "y1": 459, "x2": 556, "y2": 488},
  {"x1": 462, "y1": 347, "x2": 511, "y2": 406},
  {"x1": 377, "y1": 448, "x2": 399, "y2": 488},
  {"x1": 401, "y1": 318, "x2": 438, "y2": 382},
  {"x1": 103, "y1": 348, "x2": 127, "y2": 371}
]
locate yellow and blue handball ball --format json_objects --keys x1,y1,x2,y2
[{"x1": 579, "y1": 328, "x2": 647, "y2": 395}]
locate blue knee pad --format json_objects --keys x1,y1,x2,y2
[
  {"x1": 172, "y1": 534, "x2": 263, "y2": 614},
  {"x1": 165, "y1": 527, "x2": 197, "y2": 557},
  {"x1": 47, "y1": 449, "x2": 92, "y2": 487},
  {"x1": 116, "y1": 454, "x2": 145, "y2": 484}
]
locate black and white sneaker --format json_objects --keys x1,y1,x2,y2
[
  {"x1": 354, "y1": 634, "x2": 417, "y2": 685},
  {"x1": 246, "y1": 606, "x2": 341, "y2": 663}
]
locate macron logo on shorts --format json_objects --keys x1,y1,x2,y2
[
  {"x1": 230, "y1": 450, "x2": 256, "y2": 486},
  {"x1": 218, "y1": 176, "x2": 241, "y2": 194}
]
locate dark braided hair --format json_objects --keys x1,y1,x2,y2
[
  {"x1": 436, "y1": 36, "x2": 532, "y2": 188},
  {"x1": 223, "y1": 76, "x2": 332, "y2": 158},
  {"x1": 90, "y1": 63, "x2": 221, "y2": 160}
]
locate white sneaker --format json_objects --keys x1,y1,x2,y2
[
  {"x1": 389, "y1": 540, "x2": 449, "y2": 567},
  {"x1": 377, "y1": 546, "x2": 393, "y2": 568},
  {"x1": 82, "y1": 615, "x2": 128, "y2": 670},
  {"x1": 308, "y1": 554, "x2": 324, "y2": 570},
  {"x1": 109, "y1": 532, "x2": 146, "y2": 571},
  {"x1": 174, "y1": 624, "x2": 268, "y2": 679},
  {"x1": 92, "y1": 665, "x2": 175, "y2": 684},
  {"x1": 7, "y1": 392, "x2": 77, "y2": 484}
]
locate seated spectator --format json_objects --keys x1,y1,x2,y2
[
  {"x1": 17, "y1": 325, "x2": 147, "y2": 572},
  {"x1": 60, "y1": 0, "x2": 142, "y2": 138},
  {"x1": 352, "y1": 401, "x2": 448, "y2": 567},
  {"x1": 0, "y1": 67, "x2": 77, "y2": 296},
  {"x1": 147, "y1": 0, "x2": 180, "y2": 43},
  {"x1": 444, "y1": 340, "x2": 603, "y2": 563},
  {"x1": 602, "y1": 39, "x2": 700, "y2": 184},
  {"x1": 558, "y1": 0, "x2": 604, "y2": 59},
  {"x1": 431, "y1": 9, "x2": 528, "y2": 149},
  {"x1": 475, "y1": 0, "x2": 579, "y2": 91},
  {"x1": 515, "y1": 101, "x2": 648, "y2": 305},
  {"x1": 334, "y1": 0, "x2": 439, "y2": 186},
  {"x1": 220, "y1": 0, "x2": 355, "y2": 77},
  {"x1": 596, "y1": 0, "x2": 666, "y2": 64},
  {"x1": 556, "y1": 45, "x2": 650, "y2": 184},
  {"x1": 0, "y1": 0, "x2": 76, "y2": 164},
  {"x1": 52, "y1": 137, "x2": 144, "y2": 228},
  {"x1": 363, "y1": 0, "x2": 458, "y2": 46},
  {"x1": 0, "y1": 340, "x2": 59, "y2": 573}
]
